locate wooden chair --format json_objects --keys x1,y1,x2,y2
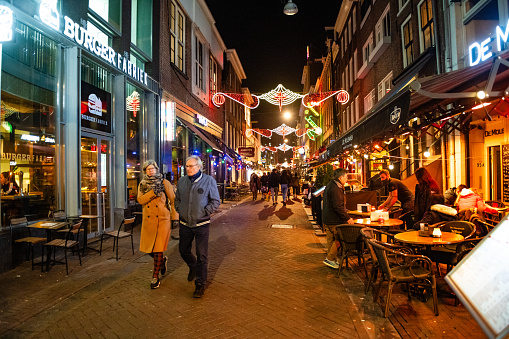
[
  {"x1": 335, "y1": 224, "x2": 368, "y2": 277},
  {"x1": 367, "y1": 237, "x2": 439, "y2": 317},
  {"x1": 43, "y1": 220, "x2": 84, "y2": 274},
  {"x1": 100, "y1": 217, "x2": 136, "y2": 260},
  {"x1": 12, "y1": 217, "x2": 46, "y2": 270}
]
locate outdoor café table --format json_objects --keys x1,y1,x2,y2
[
  {"x1": 79, "y1": 215, "x2": 102, "y2": 256},
  {"x1": 27, "y1": 220, "x2": 70, "y2": 271},
  {"x1": 347, "y1": 210, "x2": 371, "y2": 218},
  {"x1": 354, "y1": 218, "x2": 404, "y2": 241},
  {"x1": 394, "y1": 230, "x2": 464, "y2": 257}
]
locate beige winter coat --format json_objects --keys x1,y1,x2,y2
[{"x1": 137, "y1": 179, "x2": 178, "y2": 253}]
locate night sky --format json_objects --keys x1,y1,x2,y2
[{"x1": 205, "y1": 0, "x2": 342, "y2": 136}]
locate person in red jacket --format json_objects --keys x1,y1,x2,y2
[{"x1": 456, "y1": 188, "x2": 498, "y2": 215}]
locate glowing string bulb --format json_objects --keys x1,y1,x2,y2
[
  {"x1": 364, "y1": 154, "x2": 369, "y2": 159},
  {"x1": 388, "y1": 163, "x2": 394, "y2": 170},
  {"x1": 424, "y1": 148, "x2": 430, "y2": 158}
]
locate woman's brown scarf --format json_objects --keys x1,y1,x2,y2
[{"x1": 139, "y1": 173, "x2": 164, "y2": 196}]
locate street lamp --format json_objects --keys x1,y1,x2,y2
[
  {"x1": 283, "y1": 111, "x2": 291, "y2": 120},
  {"x1": 283, "y1": 0, "x2": 298, "y2": 15}
]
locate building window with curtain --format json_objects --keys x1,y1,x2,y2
[
  {"x1": 401, "y1": 16, "x2": 414, "y2": 67},
  {"x1": 89, "y1": 0, "x2": 122, "y2": 32},
  {"x1": 170, "y1": 0, "x2": 185, "y2": 72},
  {"x1": 419, "y1": 0, "x2": 434, "y2": 52},
  {"x1": 131, "y1": 0, "x2": 153, "y2": 58}
]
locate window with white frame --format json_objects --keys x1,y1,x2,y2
[
  {"x1": 362, "y1": 34, "x2": 373, "y2": 63},
  {"x1": 195, "y1": 36, "x2": 205, "y2": 91},
  {"x1": 399, "y1": 0, "x2": 410, "y2": 11},
  {"x1": 418, "y1": 0, "x2": 434, "y2": 51},
  {"x1": 401, "y1": 16, "x2": 413, "y2": 67},
  {"x1": 170, "y1": 1, "x2": 185, "y2": 71},
  {"x1": 377, "y1": 72, "x2": 393, "y2": 100},
  {"x1": 364, "y1": 89, "x2": 375, "y2": 113},
  {"x1": 210, "y1": 56, "x2": 218, "y2": 100},
  {"x1": 375, "y1": 5, "x2": 390, "y2": 46},
  {"x1": 353, "y1": 49, "x2": 358, "y2": 79}
]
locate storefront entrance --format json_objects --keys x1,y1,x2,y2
[{"x1": 81, "y1": 134, "x2": 112, "y2": 236}]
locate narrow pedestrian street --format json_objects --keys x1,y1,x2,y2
[{"x1": 0, "y1": 197, "x2": 484, "y2": 338}]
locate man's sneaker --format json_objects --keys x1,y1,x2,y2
[
  {"x1": 193, "y1": 284, "x2": 205, "y2": 298},
  {"x1": 161, "y1": 256, "x2": 168, "y2": 276},
  {"x1": 323, "y1": 259, "x2": 339, "y2": 269},
  {"x1": 150, "y1": 278, "x2": 160, "y2": 289}
]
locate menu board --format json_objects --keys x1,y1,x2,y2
[
  {"x1": 445, "y1": 215, "x2": 509, "y2": 339},
  {"x1": 503, "y1": 145, "x2": 509, "y2": 203}
]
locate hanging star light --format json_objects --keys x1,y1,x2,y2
[
  {"x1": 258, "y1": 84, "x2": 304, "y2": 111},
  {"x1": 276, "y1": 143, "x2": 293, "y2": 152},
  {"x1": 272, "y1": 123, "x2": 296, "y2": 137}
]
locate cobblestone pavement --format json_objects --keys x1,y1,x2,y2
[{"x1": 0, "y1": 195, "x2": 486, "y2": 338}]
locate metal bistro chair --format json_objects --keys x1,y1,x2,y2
[
  {"x1": 367, "y1": 237, "x2": 439, "y2": 317},
  {"x1": 428, "y1": 221, "x2": 476, "y2": 275},
  {"x1": 12, "y1": 217, "x2": 46, "y2": 270},
  {"x1": 335, "y1": 224, "x2": 368, "y2": 278},
  {"x1": 360, "y1": 227, "x2": 407, "y2": 293},
  {"x1": 43, "y1": 220, "x2": 84, "y2": 274},
  {"x1": 100, "y1": 217, "x2": 137, "y2": 260}
]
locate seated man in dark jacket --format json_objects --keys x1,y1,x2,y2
[{"x1": 321, "y1": 168, "x2": 354, "y2": 269}]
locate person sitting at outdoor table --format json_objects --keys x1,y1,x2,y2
[
  {"x1": 456, "y1": 187, "x2": 498, "y2": 217},
  {"x1": 378, "y1": 169, "x2": 414, "y2": 228},
  {"x1": 413, "y1": 167, "x2": 444, "y2": 229}
]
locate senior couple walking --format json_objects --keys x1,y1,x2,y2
[{"x1": 137, "y1": 156, "x2": 220, "y2": 298}]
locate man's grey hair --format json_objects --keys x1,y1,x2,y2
[
  {"x1": 186, "y1": 155, "x2": 203, "y2": 170},
  {"x1": 333, "y1": 168, "x2": 348, "y2": 180}
]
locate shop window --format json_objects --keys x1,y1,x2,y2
[
  {"x1": 126, "y1": 83, "x2": 144, "y2": 197},
  {"x1": 1, "y1": 22, "x2": 59, "y2": 224},
  {"x1": 131, "y1": 0, "x2": 153, "y2": 58},
  {"x1": 89, "y1": 0, "x2": 122, "y2": 32},
  {"x1": 401, "y1": 15, "x2": 414, "y2": 67},
  {"x1": 81, "y1": 56, "x2": 112, "y2": 92},
  {"x1": 170, "y1": 1, "x2": 185, "y2": 72},
  {"x1": 418, "y1": 0, "x2": 434, "y2": 52}
]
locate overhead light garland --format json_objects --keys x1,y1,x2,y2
[
  {"x1": 262, "y1": 144, "x2": 305, "y2": 153},
  {"x1": 246, "y1": 123, "x2": 321, "y2": 140},
  {"x1": 212, "y1": 84, "x2": 350, "y2": 112}
]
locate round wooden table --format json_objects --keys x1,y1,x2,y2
[
  {"x1": 394, "y1": 230, "x2": 464, "y2": 256},
  {"x1": 354, "y1": 218, "x2": 404, "y2": 229}
]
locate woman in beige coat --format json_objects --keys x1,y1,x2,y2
[{"x1": 137, "y1": 160, "x2": 178, "y2": 289}]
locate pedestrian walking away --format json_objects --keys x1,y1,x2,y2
[
  {"x1": 175, "y1": 155, "x2": 221, "y2": 298},
  {"x1": 280, "y1": 169, "x2": 291, "y2": 206},
  {"x1": 268, "y1": 168, "x2": 280, "y2": 206},
  {"x1": 137, "y1": 160, "x2": 178, "y2": 289},
  {"x1": 250, "y1": 172, "x2": 261, "y2": 200},
  {"x1": 321, "y1": 168, "x2": 354, "y2": 269}
]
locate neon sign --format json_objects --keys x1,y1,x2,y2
[
  {"x1": 196, "y1": 114, "x2": 208, "y2": 127},
  {"x1": 469, "y1": 19, "x2": 509, "y2": 66},
  {"x1": 0, "y1": 6, "x2": 13, "y2": 42},
  {"x1": 39, "y1": 0, "x2": 59, "y2": 30}
]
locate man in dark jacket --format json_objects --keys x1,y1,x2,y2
[
  {"x1": 175, "y1": 155, "x2": 221, "y2": 298},
  {"x1": 268, "y1": 169, "x2": 280, "y2": 206},
  {"x1": 321, "y1": 168, "x2": 354, "y2": 269}
]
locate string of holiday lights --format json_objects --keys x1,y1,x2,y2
[
  {"x1": 261, "y1": 145, "x2": 307, "y2": 153},
  {"x1": 212, "y1": 92, "x2": 260, "y2": 109},
  {"x1": 246, "y1": 124, "x2": 322, "y2": 139},
  {"x1": 302, "y1": 90, "x2": 350, "y2": 107}
]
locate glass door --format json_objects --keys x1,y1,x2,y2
[
  {"x1": 488, "y1": 146, "x2": 501, "y2": 201},
  {"x1": 81, "y1": 134, "x2": 112, "y2": 235}
]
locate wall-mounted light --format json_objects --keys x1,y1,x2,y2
[
  {"x1": 283, "y1": 0, "x2": 298, "y2": 15},
  {"x1": 424, "y1": 148, "x2": 430, "y2": 158}
]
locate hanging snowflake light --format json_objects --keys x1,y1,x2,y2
[
  {"x1": 276, "y1": 143, "x2": 292, "y2": 152},
  {"x1": 272, "y1": 123, "x2": 296, "y2": 137},
  {"x1": 258, "y1": 84, "x2": 304, "y2": 111}
]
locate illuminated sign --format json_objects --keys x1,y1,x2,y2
[
  {"x1": 38, "y1": 7, "x2": 148, "y2": 86},
  {"x1": 21, "y1": 134, "x2": 40, "y2": 142},
  {"x1": 0, "y1": 6, "x2": 14, "y2": 42},
  {"x1": 196, "y1": 114, "x2": 208, "y2": 127},
  {"x1": 39, "y1": 0, "x2": 59, "y2": 30},
  {"x1": 469, "y1": 19, "x2": 509, "y2": 66},
  {"x1": 88, "y1": 94, "x2": 103, "y2": 116},
  {"x1": 126, "y1": 91, "x2": 141, "y2": 116},
  {"x1": 161, "y1": 101, "x2": 175, "y2": 141}
]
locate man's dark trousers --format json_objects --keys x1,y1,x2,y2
[{"x1": 179, "y1": 223, "x2": 209, "y2": 286}]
